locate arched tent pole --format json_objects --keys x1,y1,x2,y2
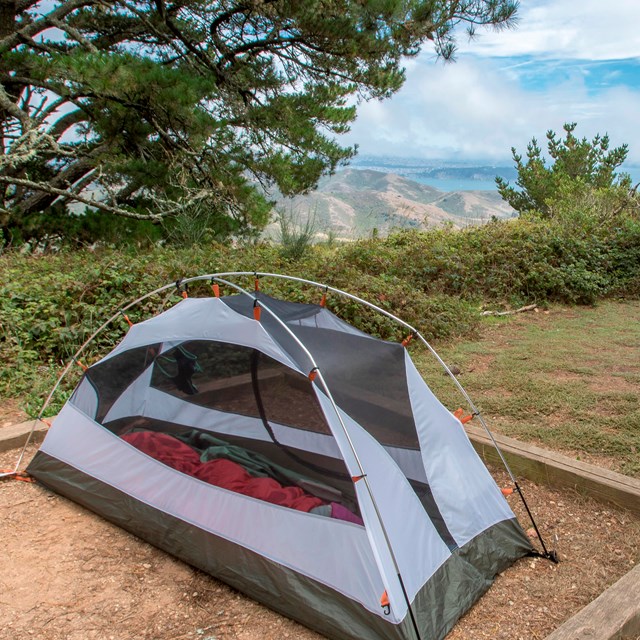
[
  {"x1": 204, "y1": 272, "x2": 519, "y2": 477},
  {"x1": 208, "y1": 272, "x2": 556, "y2": 561},
  {"x1": 7, "y1": 280, "x2": 183, "y2": 477},
  {"x1": 11, "y1": 269, "x2": 554, "y2": 562},
  {"x1": 213, "y1": 276, "x2": 423, "y2": 640}
]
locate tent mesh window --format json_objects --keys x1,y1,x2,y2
[
  {"x1": 149, "y1": 341, "x2": 331, "y2": 434},
  {"x1": 78, "y1": 301, "x2": 457, "y2": 541},
  {"x1": 92, "y1": 340, "x2": 362, "y2": 517},
  {"x1": 83, "y1": 343, "x2": 161, "y2": 423}
]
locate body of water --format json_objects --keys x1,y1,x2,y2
[
  {"x1": 408, "y1": 176, "x2": 498, "y2": 192},
  {"x1": 349, "y1": 157, "x2": 640, "y2": 193}
]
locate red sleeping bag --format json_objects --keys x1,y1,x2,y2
[{"x1": 122, "y1": 431, "x2": 325, "y2": 512}]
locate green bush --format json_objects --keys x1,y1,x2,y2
[
  {"x1": 495, "y1": 122, "x2": 636, "y2": 218},
  {"x1": 338, "y1": 216, "x2": 640, "y2": 306}
]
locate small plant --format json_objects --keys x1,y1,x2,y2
[
  {"x1": 162, "y1": 203, "x2": 220, "y2": 247},
  {"x1": 276, "y1": 206, "x2": 317, "y2": 260}
]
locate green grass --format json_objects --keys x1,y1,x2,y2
[{"x1": 412, "y1": 300, "x2": 640, "y2": 477}]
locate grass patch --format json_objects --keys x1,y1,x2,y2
[{"x1": 412, "y1": 300, "x2": 640, "y2": 477}]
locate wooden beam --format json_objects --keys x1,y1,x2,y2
[
  {"x1": 465, "y1": 424, "x2": 640, "y2": 515},
  {"x1": 0, "y1": 418, "x2": 48, "y2": 453},
  {"x1": 543, "y1": 563, "x2": 640, "y2": 640}
]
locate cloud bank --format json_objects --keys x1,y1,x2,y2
[{"x1": 341, "y1": 0, "x2": 640, "y2": 165}]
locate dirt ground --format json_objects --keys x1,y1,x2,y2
[{"x1": 1, "y1": 438, "x2": 639, "y2": 640}]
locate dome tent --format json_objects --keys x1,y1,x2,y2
[{"x1": 26, "y1": 273, "x2": 542, "y2": 640}]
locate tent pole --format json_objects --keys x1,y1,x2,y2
[
  {"x1": 22, "y1": 269, "x2": 553, "y2": 565},
  {"x1": 213, "y1": 277, "x2": 423, "y2": 640},
  {"x1": 206, "y1": 273, "x2": 555, "y2": 561},
  {"x1": 12, "y1": 281, "x2": 181, "y2": 475}
]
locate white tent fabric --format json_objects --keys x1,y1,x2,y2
[
  {"x1": 28, "y1": 286, "x2": 533, "y2": 640},
  {"x1": 41, "y1": 402, "x2": 386, "y2": 615},
  {"x1": 405, "y1": 352, "x2": 515, "y2": 547},
  {"x1": 103, "y1": 298, "x2": 300, "y2": 372}
]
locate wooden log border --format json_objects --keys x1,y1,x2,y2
[
  {"x1": 465, "y1": 424, "x2": 640, "y2": 515},
  {"x1": 543, "y1": 563, "x2": 640, "y2": 640},
  {"x1": 463, "y1": 424, "x2": 640, "y2": 640},
  {"x1": 0, "y1": 418, "x2": 48, "y2": 454}
]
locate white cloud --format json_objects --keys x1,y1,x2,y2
[
  {"x1": 343, "y1": 57, "x2": 640, "y2": 163},
  {"x1": 459, "y1": 0, "x2": 640, "y2": 60},
  {"x1": 341, "y1": 0, "x2": 640, "y2": 166}
]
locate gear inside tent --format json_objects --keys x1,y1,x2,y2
[{"x1": 26, "y1": 274, "x2": 548, "y2": 640}]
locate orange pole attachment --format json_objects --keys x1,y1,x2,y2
[
  {"x1": 211, "y1": 283, "x2": 220, "y2": 298},
  {"x1": 501, "y1": 487, "x2": 514, "y2": 497},
  {"x1": 122, "y1": 313, "x2": 133, "y2": 327},
  {"x1": 253, "y1": 305, "x2": 261, "y2": 322},
  {"x1": 181, "y1": 290, "x2": 188, "y2": 299},
  {"x1": 75, "y1": 359, "x2": 88, "y2": 372},
  {"x1": 0, "y1": 470, "x2": 35, "y2": 483},
  {"x1": 401, "y1": 333, "x2": 414, "y2": 348},
  {"x1": 452, "y1": 407, "x2": 474, "y2": 423},
  {"x1": 254, "y1": 275, "x2": 260, "y2": 291},
  {"x1": 308, "y1": 368, "x2": 318, "y2": 382},
  {"x1": 320, "y1": 290, "x2": 327, "y2": 307}
]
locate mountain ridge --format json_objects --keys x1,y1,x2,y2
[{"x1": 269, "y1": 168, "x2": 516, "y2": 240}]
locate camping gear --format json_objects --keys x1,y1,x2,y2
[{"x1": 25, "y1": 273, "x2": 543, "y2": 640}]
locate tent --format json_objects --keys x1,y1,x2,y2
[{"x1": 26, "y1": 273, "x2": 538, "y2": 640}]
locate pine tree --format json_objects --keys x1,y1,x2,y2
[
  {"x1": 496, "y1": 123, "x2": 632, "y2": 218},
  {"x1": 1, "y1": 0, "x2": 518, "y2": 244}
]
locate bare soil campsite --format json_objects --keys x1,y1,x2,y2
[{"x1": 1, "y1": 301, "x2": 639, "y2": 640}]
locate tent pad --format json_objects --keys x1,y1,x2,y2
[{"x1": 27, "y1": 275, "x2": 535, "y2": 640}]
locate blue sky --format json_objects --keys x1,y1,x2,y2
[{"x1": 342, "y1": 0, "x2": 640, "y2": 167}]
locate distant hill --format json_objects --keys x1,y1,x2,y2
[{"x1": 268, "y1": 168, "x2": 516, "y2": 240}]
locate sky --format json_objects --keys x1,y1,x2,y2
[{"x1": 342, "y1": 0, "x2": 640, "y2": 167}]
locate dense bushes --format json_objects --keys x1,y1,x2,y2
[
  {"x1": 1, "y1": 213, "x2": 639, "y2": 414},
  {"x1": 341, "y1": 215, "x2": 640, "y2": 304}
]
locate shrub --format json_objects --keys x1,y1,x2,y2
[{"x1": 496, "y1": 122, "x2": 636, "y2": 219}]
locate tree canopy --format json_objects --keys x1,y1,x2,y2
[
  {"x1": 496, "y1": 123, "x2": 634, "y2": 219},
  {"x1": 1, "y1": 0, "x2": 518, "y2": 244}
]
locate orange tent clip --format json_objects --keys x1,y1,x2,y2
[
  {"x1": 401, "y1": 333, "x2": 414, "y2": 348},
  {"x1": 175, "y1": 279, "x2": 188, "y2": 298},
  {"x1": 121, "y1": 312, "x2": 133, "y2": 327},
  {"x1": 380, "y1": 590, "x2": 390, "y2": 615},
  {"x1": 452, "y1": 408, "x2": 475, "y2": 424}
]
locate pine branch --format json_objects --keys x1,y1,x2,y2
[
  {"x1": 0, "y1": 174, "x2": 165, "y2": 221},
  {"x1": 0, "y1": 0, "x2": 100, "y2": 54}
]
